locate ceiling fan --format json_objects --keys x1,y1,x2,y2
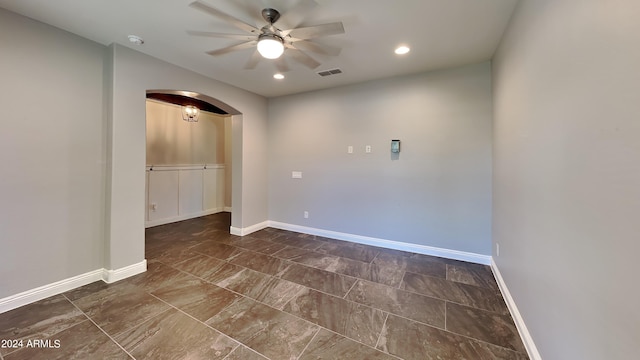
[{"x1": 187, "y1": 0, "x2": 345, "y2": 71}]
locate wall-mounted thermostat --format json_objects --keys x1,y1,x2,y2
[{"x1": 391, "y1": 139, "x2": 401, "y2": 153}]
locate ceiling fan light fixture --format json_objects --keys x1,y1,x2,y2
[
  {"x1": 257, "y1": 35, "x2": 284, "y2": 59},
  {"x1": 273, "y1": 73, "x2": 285, "y2": 80},
  {"x1": 395, "y1": 45, "x2": 410, "y2": 55}
]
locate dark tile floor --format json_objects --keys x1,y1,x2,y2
[{"x1": 0, "y1": 213, "x2": 528, "y2": 359}]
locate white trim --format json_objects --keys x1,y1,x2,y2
[
  {"x1": 102, "y1": 260, "x2": 147, "y2": 284},
  {"x1": 145, "y1": 208, "x2": 224, "y2": 228},
  {"x1": 0, "y1": 260, "x2": 148, "y2": 314},
  {"x1": 491, "y1": 259, "x2": 541, "y2": 360},
  {"x1": 268, "y1": 221, "x2": 491, "y2": 265},
  {"x1": 230, "y1": 220, "x2": 270, "y2": 236},
  {"x1": 0, "y1": 269, "x2": 102, "y2": 314},
  {"x1": 146, "y1": 164, "x2": 225, "y2": 171},
  {"x1": 223, "y1": 206, "x2": 232, "y2": 212}
]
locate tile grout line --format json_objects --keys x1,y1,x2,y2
[
  {"x1": 161, "y1": 253, "x2": 344, "y2": 312},
  {"x1": 396, "y1": 270, "x2": 406, "y2": 289},
  {"x1": 374, "y1": 312, "x2": 389, "y2": 350},
  {"x1": 444, "y1": 300, "x2": 447, "y2": 330},
  {"x1": 294, "y1": 327, "x2": 321, "y2": 360},
  {"x1": 62, "y1": 293, "x2": 137, "y2": 360},
  {"x1": 343, "y1": 278, "x2": 359, "y2": 299},
  {"x1": 368, "y1": 250, "x2": 381, "y2": 265},
  {"x1": 152, "y1": 223, "x2": 522, "y2": 355},
  {"x1": 219, "y1": 343, "x2": 242, "y2": 360},
  {"x1": 177, "y1": 245, "x2": 369, "y2": 303},
  {"x1": 146, "y1": 293, "x2": 245, "y2": 350},
  {"x1": 171, "y1": 240, "x2": 470, "y2": 335}
]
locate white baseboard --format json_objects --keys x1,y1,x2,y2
[
  {"x1": 491, "y1": 259, "x2": 541, "y2": 360},
  {"x1": 230, "y1": 220, "x2": 269, "y2": 236},
  {"x1": 268, "y1": 221, "x2": 492, "y2": 265},
  {"x1": 145, "y1": 208, "x2": 225, "y2": 228},
  {"x1": 224, "y1": 206, "x2": 232, "y2": 212},
  {"x1": 0, "y1": 260, "x2": 148, "y2": 314},
  {"x1": 102, "y1": 259, "x2": 147, "y2": 283}
]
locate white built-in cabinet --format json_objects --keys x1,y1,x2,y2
[{"x1": 145, "y1": 165, "x2": 225, "y2": 227}]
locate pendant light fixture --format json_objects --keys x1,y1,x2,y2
[{"x1": 182, "y1": 105, "x2": 199, "y2": 122}]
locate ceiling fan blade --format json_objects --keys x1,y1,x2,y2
[
  {"x1": 275, "y1": 58, "x2": 290, "y2": 73},
  {"x1": 276, "y1": 0, "x2": 318, "y2": 30},
  {"x1": 289, "y1": 40, "x2": 341, "y2": 56},
  {"x1": 287, "y1": 47, "x2": 321, "y2": 69},
  {"x1": 244, "y1": 50, "x2": 261, "y2": 69},
  {"x1": 284, "y1": 22, "x2": 345, "y2": 40},
  {"x1": 187, "y1": 31, "x2": 255, "y2": 41},
  {"x1": 190, "y1": 1, "x2": 259, "y2": 34},
  {"x1": 206, "y1": 41, "x2": 256, "y2": 56},
  {"x1": 225, "y1": 0, "x2": 263, "y2": 27}
]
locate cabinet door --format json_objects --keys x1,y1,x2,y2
[
  {"x1": 203, "y1": 168, "x2": 218, "y2": 212},
  {"x1": 179, "y1": 169, "x2": 203, "y2": 215},
  {"x1": 148, "y1": 170, "x2": 179, "y2": 221}
]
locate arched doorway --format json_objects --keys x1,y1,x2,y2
[{"x1": 144, "y1": 90, "x2": 241, "y2": 231}]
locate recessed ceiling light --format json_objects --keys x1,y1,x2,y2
[
  {"x1": 273, "y1": 73, "x2": 285, "y2": 80},
  {"x1": 395, "y1": 45, "x2": 410, "y2": 55},
  {"x1": 127, "y1": 35, "x2": 144, "y2": 45}
]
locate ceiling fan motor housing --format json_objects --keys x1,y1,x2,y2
[{"x1": 261, "y1": 8, "x2": 281, "y2": 24}]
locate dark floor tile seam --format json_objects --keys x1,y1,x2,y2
[
  {"x1": 155, "y1": 248, "x2": 327, "y2": 303},
  {"x1": 374, "y1": 313, "x2": 390, "y2": 350},
  {"x1": 292, "y1": 327, "x2": 321, "y2": 360},
  {"x1": 342, "y1": 276, "x2": 360, "y2": 299},
  {"x1": 150, "y1": 258, "x2": 301, "y2": 315},
  {"x1": 281, "y1": 284, "x2": 449, "y2": 342},
  {"x1": 139, "y1": 265, "x2": 324, "y2": 343},
  {"x1": 276, "y1": 256, "x2": 363, "y2": 283},
  {"x1": 444, "y1": 297, "x2": 447, "y2": 330},
  {"x1": 444, "y1": 265, "x2": 501, "y2": 293},
  {"x1": 368, "y1": 250, "x2": 382, "y2": 265},
  {"x1": 185, "y1": 244, "x2": 368, "y2": 293},
  {"x1": 272, "y1": 245, "x2": 374, "y2": 267},
  {"x1": 222, "y1": 347, "x2": 270, "y2": 360},
  {"x1": 437, "y1": 318, "x2": 529, "y2": 358},
  {"x1": 278, "y1": 289, "x2": 398, "y2": 351},
  {"x1": 382, "y1": 310, "x2": 527, "y2": 358},
  {"x1": 395, "y1": 271, "x2": 407, "y2": 290},
  {"x1": 291, "y1": 316, "x2": 404, "y2": 360},
  {"x1": 402, "y1": 269, "x2": 504, "y2": 299},
  {"x1": 350, "y1": 277, "x2": 448, "y2": 309},
  {"x1": 396, "y1": 283, "x2": 510, "y2": 317},
  {"x1": 398, "y1": 286, "x2": 511, "y2": 316},
  {"x1": 146, "y1": 292, "x2": 244, "y2": 352},
  {"x1": 62, "y1": 293, "x2": 136, "y2": 359}
]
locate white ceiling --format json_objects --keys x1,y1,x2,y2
[{"x1": 0, "y1": 0, "x2": 518, "y2": 98}]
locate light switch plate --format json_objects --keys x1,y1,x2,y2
[{"x1": 292, "y1": 171, "x2": 302, "y2": 179}]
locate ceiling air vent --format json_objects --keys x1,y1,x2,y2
[{"x1": 317, "y1": 68, "x2": 343, "y2": 77}]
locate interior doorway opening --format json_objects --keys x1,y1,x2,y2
[{"x1": 144, "y1": 90, "x2": 240, "y2": 232}]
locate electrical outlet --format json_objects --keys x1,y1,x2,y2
[
  {"x1": 496, "y1": 243, "x2": 500, "y2": 257},
  {"x1": 365, "y1": 145, "x2": 372, "y2": 153},
  {"x1": 304, "y1": 211, "x2": 309, "y2": 219}
]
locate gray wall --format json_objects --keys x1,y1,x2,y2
[
  {"x1": 0, "y1": 8, "x2": 269, "y2": 298},
  {"x1": 492, "y1": 0, "x2": 640, "y2": 358},
  {"x1": 0, "y1": 9, "x2": 106, "y2": 297},
  {"x1": 105, "y1": 45, "x2": 268, "y2": 267},
  {"x1": 268, "y1": 63, "x2": 493, "y2": 255}
]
